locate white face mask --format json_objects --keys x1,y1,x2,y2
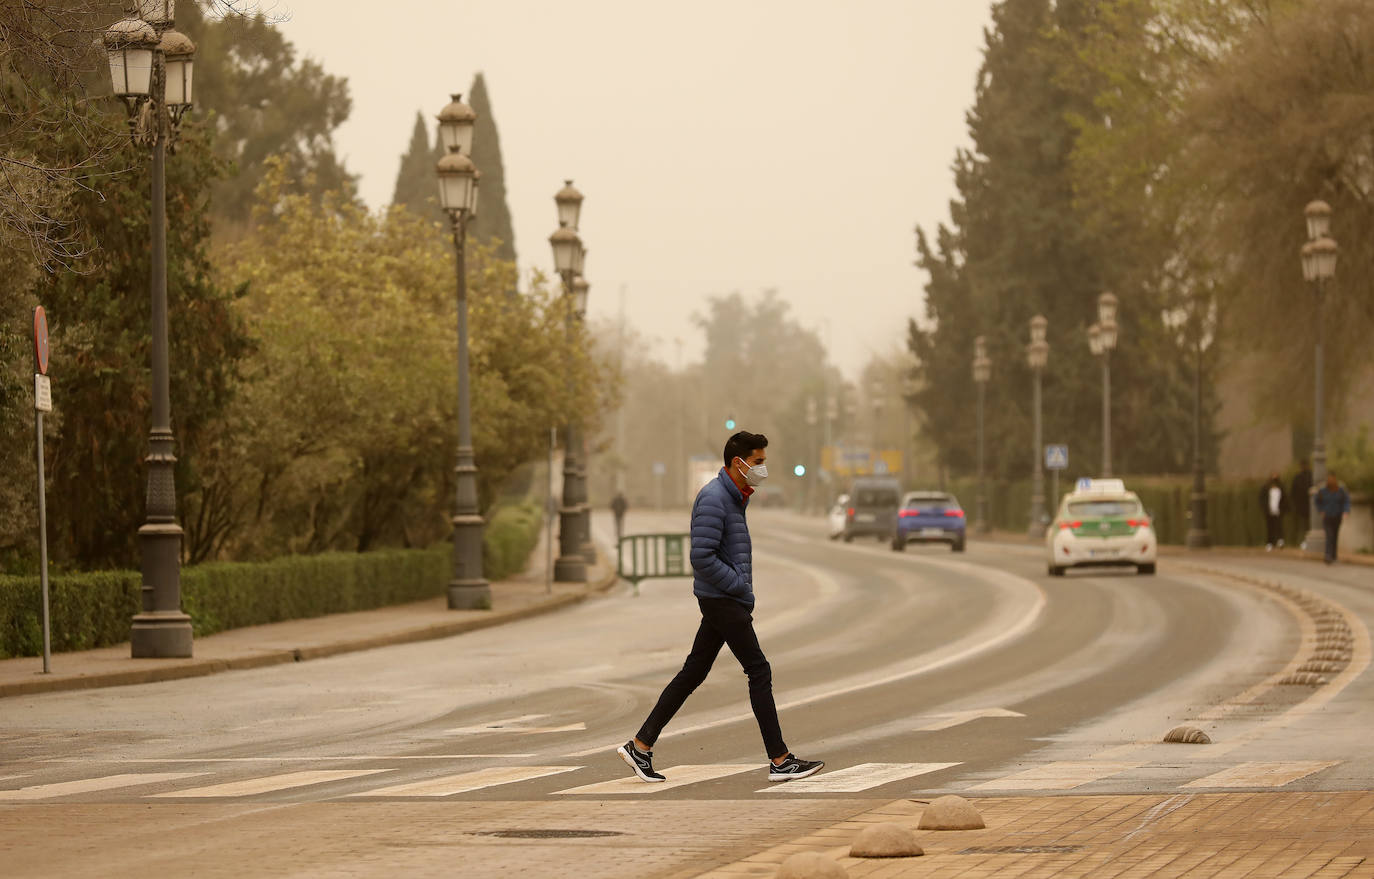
[{"x1": 736, "y1": 457, "x2": 768, "y2": 486}]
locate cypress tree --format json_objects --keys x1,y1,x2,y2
[
  {"x1": 391, "y1": 112, "x2": 441, "y2": 220},
  {"x1": 466, "y1": 73, "x2": 517, "y2": 264}
]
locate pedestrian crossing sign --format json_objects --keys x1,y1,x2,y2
[{"x1": 1045, "y1": 444, "x2": 1069, "y2": 471}]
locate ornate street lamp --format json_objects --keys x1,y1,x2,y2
[
  {"x1": 1026, "y1": 316, "x2": 1050, "y2": 538},
  {"x1": 1090, "y1": 292, "x2": 1119, "y2": 477},
  {"x1": 434, "y1": 93, "x2": 490, "y2": 611},
  {"x1": 1300, "y1": 200, "x2": 1338, "y2": 555},
  {"x1": 972, "y1": 336, "x2": 991, "y2": 534},
  {"x1": 104, "y1": 3, "x2": 198, "y2": 658},
  {"x1": 550, "y1": 217, "x2": 588, "y2": 582},
  {"x1": 556, "y1": 180, "x2": 584, "y2": 231}
]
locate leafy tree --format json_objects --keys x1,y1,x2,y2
[
  {"x1": 180, "y1": 2, "x2": 357, "y2": 233},
  {"x1": 911, "y1": 0, "x2": 1201, "y2": 492},
  {"x1": 466, "y1": 73, "x2": 516, "y2": 265},
  {"x1": 196, "y1": 161, "x2": 603, "y2": 558}
]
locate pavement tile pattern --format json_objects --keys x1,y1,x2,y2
[{"x1": 693, "y1": 792, "x2": 1374, "y2": 878}]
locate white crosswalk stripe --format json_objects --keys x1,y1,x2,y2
[
  {"x1": 554, "y1": 764, "x2": 756, "y2": 795},
  {"x1": 0, "y1": 772, "x2": 205, "y2": 801},
  {"x1": 352, "y1": 766, "x2": 581, "y2": 797},
  {"x1": 150, "y1": 769, "x2": 390, "y2": 799},
  {"x1": 760, "y1": 762, "x2": 960, "y2": 793},
  {"x1": 968, "y1": 761, "x2": 1145, "y2": 791},
  {"x1": 1181, "y1": 761, "x2": 1339, "y2": 789}
]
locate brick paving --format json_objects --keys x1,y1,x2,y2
[{"x1": 694, "y1": 792, "x2": 1374, "y2": 878}]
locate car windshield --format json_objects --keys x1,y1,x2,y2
[
  {"x1": 856, "y1": 489, "x2": 899, "y2": 506},
  {"x1": 1067, "y1": 499, "x2": 1141, "y2": 517},
  {"x1": 903, "y1": 494, "x2": 954, "y2": 509}
]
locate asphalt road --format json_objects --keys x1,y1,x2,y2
[{"x1": 2, "y1": 508, "x2": 1370, "y2": 877}]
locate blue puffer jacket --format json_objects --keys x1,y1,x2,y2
[{"x1": 690, "y1": 468, "x2": 754, "y2": 608}]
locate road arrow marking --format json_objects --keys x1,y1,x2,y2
[{"x1": 916, "y1": 708, "x2": 1025, "y2": 732}]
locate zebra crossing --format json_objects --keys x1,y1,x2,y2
[{"x1": 0, "y1": 758, "x2": 1342, "y2": 803}]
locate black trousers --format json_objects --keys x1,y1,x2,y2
[
  {"x1": 1265, "y1": 514, "x2": 1283, "y2": 545},
  {"x1": 636, "y1": 596, "x2": 788, "y2": 760},
  {"x1": 1324, "y1": 515, "x2": 1342, "y2": 562}
]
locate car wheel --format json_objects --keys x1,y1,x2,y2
[
  {"x1": 843, "y1": 532, "x2": 853, "y2": 543},
  {"x1": 891, "y1": 537, "x2": 906, "y2": 552},
  {"x1": 1137, "y1": 563, "x2": 1156, "y2": 575},
  {"x1": 951, "y1": 539, "x2": 965, "y2": 552},
  {"x1": 1048, "y1": 565, "x2": 1065, "y2": 576}
]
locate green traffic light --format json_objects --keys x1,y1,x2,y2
[
  {"x1": 725, "y1": 419, "x2": 736, "y2": 430},
  {"x1": 794, "y1": 464, "x2": 806, "y2": 477}
]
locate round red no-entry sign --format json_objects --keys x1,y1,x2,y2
[{"x1": 33, "y1": 306, "x2": 49, "y2": 375}]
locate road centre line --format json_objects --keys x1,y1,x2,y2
[
  {"x1": 759, "y1": 762, "x2": 960, "y2": 794},
  {"x1": 352, "y1": 766, "x2": 580, "y2": 797},
  {"x1": 151, "y1": 769, "x2": 390, "y2": 798},
  {"x1": 554, "y1": 764, "x2": 756, "y2": 795},
  {"x1": 0, "y1": 772, "x2": 206, "y2": 801},
  {"x1": 568, "y1": 558, "x2": 1045, "y2": 758}
]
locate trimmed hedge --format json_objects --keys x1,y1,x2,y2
[
  {"x1": 943, "y1": 475, "x2": 1307, "y2": 547},
  {"x1": 1, "y1": 502, "x2": 547, "y2": 659}
]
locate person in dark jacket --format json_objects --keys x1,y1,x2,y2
[
  {"x1": 1291, "y1": 460, "x2": 1313, "y2": 529},
  {"x1": 618, "y1": 431, "x2": 824, "y2": 783},
  {"x1": 611, "y1": 492, "x2": 628, "y2": 542},
  {"x1": 1315, "y1": 472, "x2": 1352, "y2": 564},
  {"x1": 1259, "y1": 473, "x2": 1288, "y2": 550}
]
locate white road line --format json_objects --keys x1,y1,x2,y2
[
  {"x1": 968, "y1": 761, "x2": 1144, "y2": 791},
  {"x1": 1181, "y1": 761, "x2": 1339, "y2": 789},
  {"x1": 445, "y1": 714, "x2": 549, "y2": 735},
  {"x1": 759, "y1": 762, "x2": 960, "y2": 794},
  {"x1": 352, "y1": 766, "x2": 580, "y2": 797},
  {"x1": 150, "y1": 769, "x2": 390, "y2": 798},
  {"x1": 0, "y1": 772, "x2": 205, "y2": 801},
  {"x1": 567, "y1": 559, "x2": 1045, "y2": 758},
  {"x1": 915, "y1": 709, "x2": 1024, "y2": 731},
  {"x1": 554, "y1": 764, "x2": 756, "y2": 795}
]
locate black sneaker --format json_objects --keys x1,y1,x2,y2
[
  {"x1": 617, "y1": 740, "x2": 666, "y2": 782},
  {"x1": 768, "y1": 753, "x2": 824, "y2": 782}
]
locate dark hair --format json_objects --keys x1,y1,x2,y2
[{"x1": 723, "y1": 431, "x2": 768, "y2": 468}]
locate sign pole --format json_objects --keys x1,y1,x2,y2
[
  {"x1": 33, "y1": 306, "x2": 52, "y2": 674},
  {"x1": 546, "y1": 427, "x2": 556, "y2": 595}
]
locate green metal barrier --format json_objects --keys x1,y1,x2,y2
[{"x1": 618, "y1": 533, "x2": 692, "y2": 596}]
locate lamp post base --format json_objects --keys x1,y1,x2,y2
[
  {"x1": 130, "y1": 611, "x2": 193, "y2": 658},
  {"x1": 554, "y1": 555, "x2": 587, "y2": 582},
  {"x1": 448, "y1": 580, "x2": 491, "y2": 610},
  {"x1": 1185, "y1": 528, "x2": 1211, "y2": 549},
  {"x1": 1302, "y1": 528, "x2": 1326, "y2": 557}
]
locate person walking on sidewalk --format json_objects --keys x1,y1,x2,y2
[
  {"x1": 611, "y1": 492, "x2": 628, "y2": 543},
  {"x1": 617, "y1": 430, "x2": 824, "y2": 784},
  {"x1": 1315, "y1": 472, "x2": 1352, "y2": 564},
  {"x1": 1292, "y1": 459, "x2": 1313, "y2": 545},
  {"x1": 1259, "y1": 473, "x2": 1288, "y2": 551}
]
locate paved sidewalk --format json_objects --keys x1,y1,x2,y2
[
  {"x1": 695, "y1": 792, "x2": 1374, "y2": 878},
  {"x1": 0, "y1": 536, "x2": 618, "y2": 699}
]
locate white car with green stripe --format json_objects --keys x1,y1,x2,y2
[{"x1": 1046, "y1": 479, "x2": 1157, "y2": 576}]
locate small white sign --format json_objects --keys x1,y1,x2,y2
[{"x1": 34, "y1": 374, "x2": 52, "y2": 412}]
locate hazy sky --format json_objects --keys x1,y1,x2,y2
[{"x1": 274, "y1": 1, "x2": 994, "y2": 378}]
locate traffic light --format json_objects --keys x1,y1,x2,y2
[{"x1": 725, "y1": 416, "x2": 736, "y2": 430}]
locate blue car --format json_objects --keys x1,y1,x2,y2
[{"x1": 893, "y1": 491, "x2": 966, "y2": 552}]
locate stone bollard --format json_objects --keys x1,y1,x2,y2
[
  {"x1": 775, "y1": 851, "x2": 848, "y2": 879},
  {"x1": 1163, "y1": 725, "x2": 1212, "y2": 744},
  {"x1": 848, "y1": 822, "x2": 924, "y2": 858},
  {"x1": 917, "y1": 794, "x2": 986, "y2": 831}
]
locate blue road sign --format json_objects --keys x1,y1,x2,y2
[
  {"x1": 1076, "y1": 477, "x2": 1093, "y2": 492},
  {"x1": 1045, "y1": 444, "x2": 1069, "y2": 471}
]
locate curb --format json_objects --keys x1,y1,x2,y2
[
  {"x1": 0, "y1": 554, "x2": 622, "y2": 700},
  {"x1": 975, "y1": 530, "x2": 1374, "y2": 567}
]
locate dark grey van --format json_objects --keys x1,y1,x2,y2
[{"x1": 842, "y1": 476, "x2": 902, "y2": 542}]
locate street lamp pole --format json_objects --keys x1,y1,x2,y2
[
  {"x1": 1090, "y1": 292, "x2": 1119, "y2": 477},
  {"x1": 106, "y1": 3, "x2": 196, "y2": 657},
  {"x1": 1026, "y1": 316, "x2": 1049, "y2": 539},
  {"x1": 972, "y1": 336, "x2": 991, "y2": 535},
  {"x1": 551, "y1": 186, "x2": 587, "y2": 581},
  {"x1": 435, "y1": 94, "x2": 490, "y2": 610},
  {"x1": 1300, "y1": 200, "x2": 1338, "y2": 555},
  {"x1": 1185, "y1": 303, "x2": 1211, "y2": 549}
]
